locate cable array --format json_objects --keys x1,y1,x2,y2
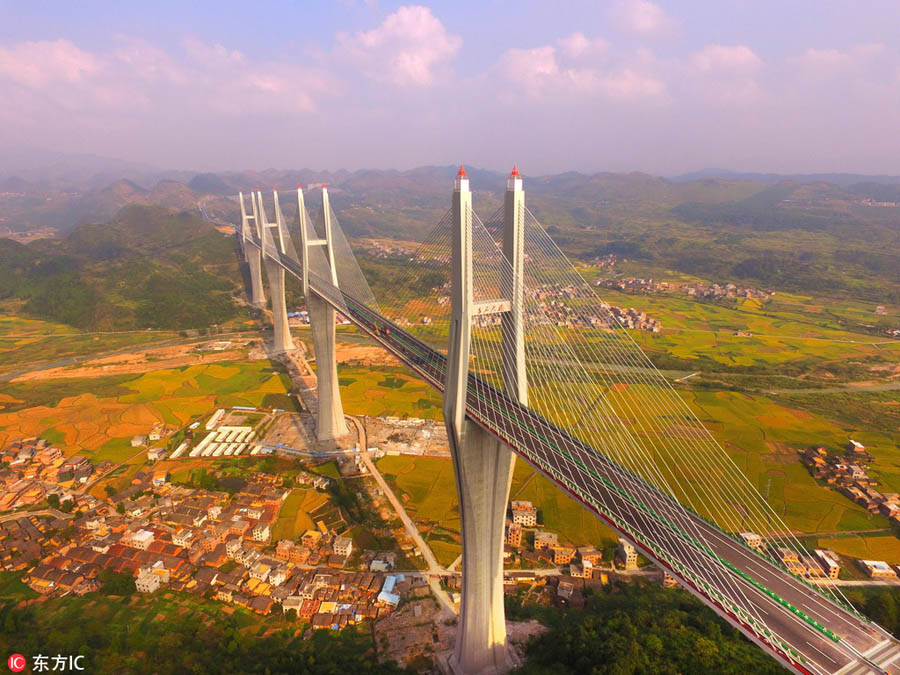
[{"x1": 247, "y1": 189, "x2": 895, "y2": 670}]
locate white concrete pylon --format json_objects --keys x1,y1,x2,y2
[
  {"x1": 257, "y1": 190, "x2": 293, "y2": 354},
  {"x1": 501, "y1": 165, "x2": 528, "y2": 406},
  {"x1": 444, "y1": 165, "x2": 516, "y2": 675},
  {"x1": 240, "y1": 191, "x2": 266, "y2": 309},
  {"x1": 319, "y1": 184, "x2": 340, "y2": 287},
  {"x1": 297, "y1": 185, "x2": 310, "y2": 297},
  {"x1": 305, "y1": 183, "x2": 348, "y2": 441}
]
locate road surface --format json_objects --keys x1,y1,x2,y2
[{"x1": 345, "y1": 413, "x2": 457, "y2": 616}]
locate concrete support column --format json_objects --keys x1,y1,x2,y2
[
  {"x1": 444, "y1": 166, "x2": 515, "y2": 675},
  {"x1": 264, "y1": 259, "x2": 293, "y2": 354},
  {"x1": 308, "y1": 293, "x2": 348, "y2": 439},
  {"x1": 247, "y1": 250, "x2": 266, "y2": 309},
  {"x1": 449, "y1": 421, "x2": 516, "y2": 675}
]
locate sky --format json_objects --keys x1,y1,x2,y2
[{"x1": 1, "y1": 0, "x2": 899, "y2": 175}]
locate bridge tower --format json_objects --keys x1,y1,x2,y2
[
  {"x1": 444, "y1": 166, "x2": 527, "y2": 675},
  {"x1": 297, "y1": 185, "x2": 349, "y2": 440},
  {"x1": 255, "y1": 190, "x2": 294, "y2": 354},
  {"x1": 239, "y1": 191, "x2": 266, "y2": 308}
]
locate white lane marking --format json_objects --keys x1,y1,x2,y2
[{"x1": 806, "y1": 640, "x2": 840, "y2": 667}]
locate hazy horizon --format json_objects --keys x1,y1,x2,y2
[{"x1": 2, "y1": 1, "x2": 900, "y2": 176}]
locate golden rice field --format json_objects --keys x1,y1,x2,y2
[{"x1": 0, "y1": 361, "x2": 291, "y2": 472}]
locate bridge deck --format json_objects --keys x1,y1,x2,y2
[{"x1": 247, "y1": 235, "x2": 900, "y2": 675}]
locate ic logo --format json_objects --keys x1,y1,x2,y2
[{"x1": 7, "y1": 654, "x2": 26, "y2": 673}]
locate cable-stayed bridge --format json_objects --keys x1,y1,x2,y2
[{"x1": 235, "y1": 169, "x2": 900, "y2": 675}]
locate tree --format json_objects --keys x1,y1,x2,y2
[
  {"x1": 866, "y1": 592, "x2": 898, "y2": 633},
  {"x1": 60, "y1": 499, "x2": 74, "y2": 513},
  {"x1": 104, "y1": 485, "x2": 117, "y2": 498},
  {"x1": 46, "y1": 493, "x2": 60, "y2": 509},
  {"x1": 116, "y1": 503, "x2": 125, "y2": 515},
  {"x1": 99, "y1": 570, "x2": 135, "y2": 595}
]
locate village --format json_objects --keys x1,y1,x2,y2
[
  {"x1": 599, "y1": 276, "x2": 772, "y2": 302},
  {"x1": 799, "y1": 439, "x2": 900, "y2": 580},
  {"x1": 4, "y1": 409, "x2": 900, "y2": 669}
]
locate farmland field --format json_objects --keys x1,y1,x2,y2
[
  {"x1": 271, "y1": 488, "x2": 330, "y2": 540},
  {"x1": 329, "y1": 364, "x2": 443, "y2": 420},
  {"x1": 0, "y1": 314, "x2": 185, "y2": 374},
  {"x1": 0, "y1": 361, "x2": 292, "y2": 483}
]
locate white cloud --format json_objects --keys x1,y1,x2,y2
[
  {"x1": 499, "y1": 46, "x2": 560, "y2": 96},
  {"x1": 608, "y1": 0, "x2": 679, "y2": 38},
  {"x1": 497, "y1": 37, "x2": 663, "y2": 102},
  {"x1": 0, "y1": 36, "x2": 332, "y2": 132},
  {"x1": 794, "y1": 43, "x2": 886, "y2": 76},
  {"x1": 692, "y1": 44, "x2": 761, "y2": 72},
  {"x1": 114, "y1": 37, "x2": 188, "y2": 85},
  {"x1": 686, "y1": 44, "x2": 764, "y2": 105},
  {"x1": 0, "y1": 39, "x2": 100, "y2": 88},
  {"x1": 557, "y1": 32, "x2": 608, "y2": 59},
  {"x1": 182, "y1": 38, "x2": 246, "y2": 69},
  {"x1": 336, "y1": 5, "x2": 461, "y2": 86},
  {"x1": 599, "y1": 68, "x2": 666, "y2": 99}
]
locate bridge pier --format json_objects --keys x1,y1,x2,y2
[
  {"x1": 308, "y1": 294, "x2": 348, "y2": 439},
  {"x1": 247, "y1": 251, "x2": 266, "y2": 309},
  {"x1": 445, "y1": 166, "x2": 526, "y2": 675},
  {"x1": 298, "y1": 185, "x2": 349, "y2": 441},
  {"x1": 447, "y1": 421, "x2": 516, "y2": 675},
  {"x1": 264, "y1": 259, "x2": 294, "y2": 353},
  {"x1": 239, "y1": 192, "x2": 266, "y2": 308}
]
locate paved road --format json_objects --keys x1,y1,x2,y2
[
  {"x1": 78, "y1": 446, "x2": 148, "y2": 494},
  {"x1": 767, "y1": 382, "x2": 900, "y2": 395},
  {"x1": 0, "y1": 508, "x2": 74, "y2": 523},
  {"x1": 345, "y1": 413, "x2": 457, "y2": 616}
]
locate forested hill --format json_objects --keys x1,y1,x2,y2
[
  {"x1": 0, "y1": 205, "x2": 244, "y2": 330},
  {"x1": 4, "y1": 165, "x2": 900, "y2": 311}
]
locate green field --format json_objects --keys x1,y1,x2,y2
[
  {"x1": 271, "y1": 488, "x2": 330, "y2": 540},
  {"x1": 376, "y1": 454, "x2": 620, "y2": 554},
  {"x1": 0, "y1": 314, "x2": 185, "y2": 374},
  {"x1": 329, "y1": 364, "x2": 443, "y2": 420}
]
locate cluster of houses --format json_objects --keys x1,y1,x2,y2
[
  {"x1": 432, "y1": 279, "x2": 663, "y2": 333},
  {"x1": 739, "y1": 532, "x2": 844, "y2": 580},
  {"x1": 599, "y1": 277, "x2": 770, "y2": 303},
  {"x1": 504, "y1": 500, "x2": 626, "y2": 577},
  {"x1": 740, "y1": 530, "x2": 900, "y2": 582},
  {"x1": 802, "y1": 441, "x2": 900, "y2": 528},
  {"x1": 0, "y1": 438, "x2": 115, "y2": 511},
  {"x1": 530, "y1": 283, "x2": 661, "y2": 333},
  {"x1": 681, "y1": 282, "x2": 770, "y2": 301},
  {"x1": 362, "y1": 240, "x2": 418, "y2": 262},
  {"x1": 0, "y1": 513, "x2": 70, "y2": 571},
  {"x1": 11, "y1": 465, "x2": 414, "y2": 626}
]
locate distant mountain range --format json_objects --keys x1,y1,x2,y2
[
  {"x1": 672, "y1": 168, "x2": 900, "y2": 187},
  {"x1": 4, "y1": 161, "x2": 899, "y2": 240},
  {"x1": 1, "y1": 153, "x2": 899, "y2": 330}
]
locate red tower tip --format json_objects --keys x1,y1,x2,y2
[
  {"x1": 457, "y1": 165, "x2": 467, "y2": 178},
  {"x1": 510, "y1": 164, "x2": 520, "y2": 177},
  {"x1": 297, "y1": 183, "x2": 303, "y2": 190},
  {"x1": 322, "y1": 183, "x2": 327, "y2": 189}
]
